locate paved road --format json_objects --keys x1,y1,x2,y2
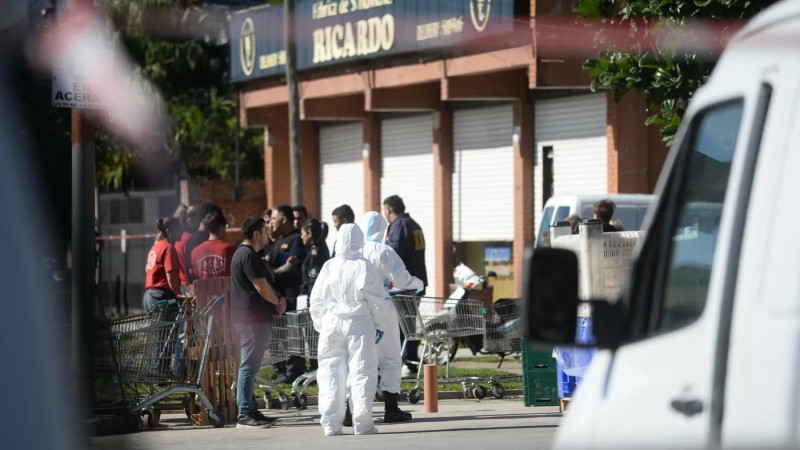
[{"x1": 94, "y1": 399, "x2": 560, "y2": 450}]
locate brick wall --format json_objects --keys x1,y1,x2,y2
[{"x1": 180, "y1": 179, "x2": 268, "y2": 244}]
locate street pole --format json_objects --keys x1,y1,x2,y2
[
  {"x1": 71, "y1": 107, "x2": 95, "y2": 436},
  {"x1": 284, "y1": 0, "x2": 303, "y2": 205},
  {"x1": 234, "y1": 90, "x2": 241, "y2": 201}
]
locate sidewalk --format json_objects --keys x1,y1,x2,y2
[{"x1": 93, "y1": 399, "x2": 561, "y2": 450}]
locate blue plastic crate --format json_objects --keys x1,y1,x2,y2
[{"x1": 556, "y1": 368, "x2": 578, "y2": 398}]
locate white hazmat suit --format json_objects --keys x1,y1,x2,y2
[
  {"x1": 309, "y1": 224, "x2": 391, "y2": 436},
  {"x1": 357, "y1": 211, "x2": 424, "y2": 397}
]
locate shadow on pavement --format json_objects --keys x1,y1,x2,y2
[{"x1": 378, "y1": 424, "x2": 559, "y2": 435}]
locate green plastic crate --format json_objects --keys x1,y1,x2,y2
[{"x1": 521, "y1": 339, "x2": 558, "y2": 407}]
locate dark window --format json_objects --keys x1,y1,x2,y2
[
  {"x1": 158, "y1": 196, "x2": 177, "y2": 218},
  {"x1": 110, "y1": 199, "x2": 124, "y2": 225},
  {"x1": 554, "y1": 206, "x2": 570, "y2": 223},
  {"x1": 655, "y1": 101, "x2": 744, "y2": 332},
  {"x1": 542, "y1": 145, "x2": 554, "y2": 204},
  {"x1": 127, "y1": 198, "x2": 144, "y2": 224},
  {"x1": 536, "y1": 206, "x2": 555, "y2": 247}
]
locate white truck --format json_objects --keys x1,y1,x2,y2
[
  {"x1": 536, "y1": 194, "x2": 655, "y2": 247},
  {"x1": 523, "y1": 2, "x2": 800, "y2": 448}
]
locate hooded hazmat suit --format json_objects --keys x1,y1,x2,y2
[
  {"x1": 357, "y1": 212, "x2": 424, "y2": 396},
  {"x1": 309, "y1": 224, "x2": 391, "y2": 436}
]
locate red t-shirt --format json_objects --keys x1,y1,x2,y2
[
  {"x1": 191, "y1": 239, "x2": 236, "y2": 280},
  {"x1": 145, "y1": 239, "x2": 179, "y2": 291},
  {"x1": 174, "y1": 231, "x2": 191, "y2": 285}
]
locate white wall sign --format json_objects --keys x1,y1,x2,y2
[{"x1": 51, "y1": 47, "x2": 113, "y2": 109}]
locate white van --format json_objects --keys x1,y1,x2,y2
[
  {"x1": 536, "y1": 194, "x2": 655, "y2": 247},
  {"x1": 523, "y1": 2, "x2": 800, "y2": 448}
]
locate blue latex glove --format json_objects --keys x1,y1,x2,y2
[{"x1": 375, "y1": 329, "x2": 384, "y2": 344}]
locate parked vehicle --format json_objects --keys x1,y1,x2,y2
[
  {"x1": 535, "y1": 194, "x2": 655, "y2": 247},
  {"x1": 523, "y1": 2, "x2": 800, "y2": 448}
]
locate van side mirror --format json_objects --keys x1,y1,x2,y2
[{"x1": 521, "y1": 247, "x2": 580, "y2": 343}]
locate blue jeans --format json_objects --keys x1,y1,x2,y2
[
  {"x1": 142, "y1": 289, "x2": 182, "y2": 374},
  {"x1": 142, "y1": 288, "x2": 175, "y2": 312},
  {"x1": 235, "y1": 321, "x2": 272, "y2": 417}
]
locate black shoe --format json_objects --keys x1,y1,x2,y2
[
  {"x1": 384, "y1": 408, "x2": 412, "y2": 423},
  {"x1": 252, "y1": 410, "x2": 277, "y2": 423},
  {"x1": 236, "y1": 412, "x2": 278, "y2": 429},
  {"x1": 343, "y1": 403, "x2": 353, "y2": 427},
  {"x1": 383, "y1": 392, "x2": 412, "y2": 423}
]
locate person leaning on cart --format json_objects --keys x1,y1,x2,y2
[
  {"x1": 230, "y1": 216, "x2": 287, "y2": 429},
  {"x1": 382, "y1": 195, "x2": 428, "y2": 375},
  {"x1": 142, "y1": 217, "x2": 182, "y2": 312}
]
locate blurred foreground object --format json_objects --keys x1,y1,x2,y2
[
  {"x1": 32, "y1": 0, "x2": 169, "y2": 152},
  {"x1": 0, "y1": 3, "x2": 81, "y2": 449}
]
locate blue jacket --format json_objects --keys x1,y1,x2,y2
[{"x1": 385, "y1": 213, "x2": 428, "y2": 289}]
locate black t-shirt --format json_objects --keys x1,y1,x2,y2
[
  {"x1": 268, "y1": 229, "x2": 305, "y2": 300},
  {"x1": 230, "y1": 244, "x2": 275, "y2": 324},
  {"x1": 301, "y1": 242, "x2": 330, "y2": 295}
]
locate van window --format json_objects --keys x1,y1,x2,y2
[
  {"x1": 653, "y1": 101, "x2": 744, "y2": 332},
  {"x1": 613, "y1": 207, "x2": 637, "y2": 231},
  {"x1": 555, "y1": 206, "x2": 570, "y2": 223},
  {"x1": 536, "y1": 206, "x2": 555, "y2": 247}
]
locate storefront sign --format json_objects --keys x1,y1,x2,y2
[
  {"x1": 229, "y1": 6, "x2": 286, "y2": 82},
  {"x1": 230, "y1": 0, "x2": 515, "y2": 83},
  {"x1": 484, "y1": 246, "x2": 511, "y2": 262}
]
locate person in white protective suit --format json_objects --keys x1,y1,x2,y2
[
  {"x1": 309, "y1": 224, "x2": 391, "y2": 436},
  {"x1": 355, "y1": 211, "x2": 424, "y2": 423}
]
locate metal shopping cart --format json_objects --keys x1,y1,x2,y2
[
  {"x1": 253, "y1": 314, "x2": 294, "y2": 409},
  {"x1": 94, "y1": 299, "x2": 188, "y2": 427},
  {"x1": 393, "y1": 295, "x2": 485, "y2": 404},
  {"x1": 481, "y1": 298, "x2": 523, "y2": 399},
  {"x1": 103, "y1": 295, "x2": 226, "y2": 427},
  {"x1": 286, "y1": 310, "x2": 319, "y2": 409}
]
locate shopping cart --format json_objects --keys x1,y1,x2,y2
[
  {"x1": 481, "y1": 298, "x2": 523, "y2": 399},
  {"x1": 253, "y1": 314, "x2": 294, "y2": 409},
  {"x1": 393, "y1": 295, "x2": 485, "y2": 404},
  {"x1": 286, "y1": 310, "x2": 319, "y2": 409},
  {"x1": 94, "y1": 298, "x2": 187, "y2": 424},
  {"x1": 106, "y1": 295, "x2": 225, "y2": 427}
]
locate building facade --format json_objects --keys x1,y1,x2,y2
[{"x1": 230, "y1": 0, "x2": 668, "y2": 298}]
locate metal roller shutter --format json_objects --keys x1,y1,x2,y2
[
  {"x1": 380, "y1": 114, "x2": 435, "y2": 295},
  {"x1": 319, "y1": 121, "x2": 364, "y2": 253},
  {"x1": 453, "y1": 104, "x2": 514, "y2": 241},
  {"x1": 534, "y1": 93, "x2": 608, "y2": 236}
]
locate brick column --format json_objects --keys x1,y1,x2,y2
[
  {"x1": 513, "y1": 98, "x2": 534, "y2": 297},
  {"x1": 433, "y1": 107, "x2": 453, "y2": 298},
  {"x1": 363, "y1": 113, "x2": 381, "y2": 213},
  {"x1": 300, "y1": 121, "x2": 321, "y2": 218},
  {"x1": 606, "y1": 89, "x2": 652, "y2": 193},
  {"x1": 264, "y1": 122, "x2": 291, "y2": 207}
]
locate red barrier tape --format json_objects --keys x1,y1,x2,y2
[{"x1": 96, "y1": 227, "x2": 242, "y2": 240}]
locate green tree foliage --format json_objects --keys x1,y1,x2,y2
[
  {"x1": 578, "y1": 0, "x2": 777, "y2": 144},
  {"x1": 96, "y1": 0, "x2": 265, "y2": 188}
]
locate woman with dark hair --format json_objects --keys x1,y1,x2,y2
[
  {"x1": 300, "y1": 219, "x2": 331, "y2": 297},
  {"x1": 143, "y1": 217, "x2": 182, "y2": 311}
]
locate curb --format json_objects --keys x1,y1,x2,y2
[{"x1": 260, "y1": 389, "x2": 524, "y2": 409}]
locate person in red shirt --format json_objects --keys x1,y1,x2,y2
[
  {"x1": 174, "y1": 204, "x2": 202, "y2": 292},
  {"x1": 143, "y1": 217, "x2": 182, "y2": 311},
  {"x1": 191, "y1": 210, "x2": 236, "y2": 281}
]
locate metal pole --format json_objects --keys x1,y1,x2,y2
[
  {"x1": 234, "y1": 90, "x2": 241, "y2": 201},
  {"x1": 71, "y1": 107, "x2": 95, "y2": 435},
  {"x1": 284, "y1": 0, "x2": 303, "y2": 205}
]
